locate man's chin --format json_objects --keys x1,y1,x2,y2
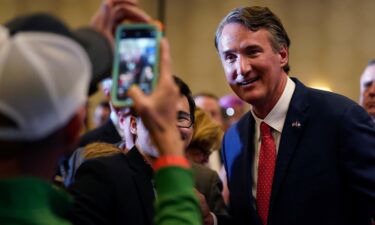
[
  {"x1": 366, "y1": 108, "x2": 375, "y2": 118},
  {"x1": 232, "y1": 89, "x2": 264, "y2": 105}
]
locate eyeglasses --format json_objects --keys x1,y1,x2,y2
[{"x1": 177, "y1": 111, "x2": 193, "y2": 128}]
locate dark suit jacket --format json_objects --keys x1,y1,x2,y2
[
  {"x1": 57, "y1": 119, "x2": 121, "y2": 187},
  {"x1": 222, "y1": 78, "x2": 375, "y2": 225},
  {"x1": 191, "y1": 162, "x2": 228, "y2": 216},
  {"x1": 67, "y1": 148, "x2": 228, "y2": 225},
  {"x1": 79, "y1": 119, "x2": 122, "y2": 147},
  {"x1": 67, "y1": 147, "x2": 155, "y2": 225}
]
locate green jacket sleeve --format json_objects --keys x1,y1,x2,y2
[{"x1": 154, "y1": 166, "x2": 202, "y2": 225}]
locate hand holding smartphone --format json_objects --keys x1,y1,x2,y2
[{"x1": 111, "y1": 24, "x2": 161, "y2": 107}]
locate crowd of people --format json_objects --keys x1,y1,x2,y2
[{"x1": 0, "y1": 1, "x2": 374, "y2": 225}]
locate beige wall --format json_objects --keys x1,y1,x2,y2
[
  {"x1": 1, "y1": 0, "x2": 375, "y2": 128},
  {"x1": 163, "y1": 0, "x2": 375, "y2": 102}
]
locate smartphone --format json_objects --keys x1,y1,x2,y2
[{"x1": 111, "y1": 24, "x2": 161, "y2": 107}]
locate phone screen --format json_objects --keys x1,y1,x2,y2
[{"x1": 115, "y1": 27, "x2": 158, "y2": 102}]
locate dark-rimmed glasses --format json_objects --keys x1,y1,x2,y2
[{"x1": 177, "y1": 111, "x2": 193, "y2": 128}]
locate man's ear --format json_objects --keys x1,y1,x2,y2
[
  {"x1": 279, "y1": 45, "x2": 289, "y2": 68},
  {"x1": 129, "y1": 116, "x2": 138, "y2": 135}
]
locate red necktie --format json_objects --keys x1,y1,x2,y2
[{"x1": 256, "y1": 122, "x2": 276, "y2": 225}]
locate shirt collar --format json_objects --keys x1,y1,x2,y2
[
  {"x1": 127, "y1": 146, "x2": 154, "y2": 178},
  {"x1": 251, "y1": 77, "x2": 295, "y2": 133}
]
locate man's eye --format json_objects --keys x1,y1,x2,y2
[
  {"x1": 246, "y1": 48, "x2": 260, "y2": 56},
  {"x1": 364, "y1": 81, "x2": 373, "y2": 88},
  {"x1": 178, "y1": 117, "x2": 189, "y2": 122},
  {"x1": 225, "y1": 54, "x2": 236, "y2": 63}
]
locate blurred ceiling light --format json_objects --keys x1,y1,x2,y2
[{"x1": 226, "y1": 107, "x2": 235, "y2": 116}]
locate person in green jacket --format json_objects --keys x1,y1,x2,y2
[{"x1": 0, "y1": 1, "x2": 201, "y2": 225}]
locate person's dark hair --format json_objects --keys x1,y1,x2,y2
[
  {"x1": 173, "y1": 76, "x2": 196, "y2": 124},
  {"x1": 215, "y1": 6, "x2": 291, "y2": 73},
  {"x1": 98, "y1": 101, "x2": 110, "y2": 109},
  {"x1": 193, "y1": 92, "x2": 219, "y2": 101},
  {"x1": 367, "y1": 59, "x2": 375, "y2": 66}
]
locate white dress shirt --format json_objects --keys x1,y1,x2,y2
[{"x1": 250, "y1": 77, "x2": 295, "y2": 198}]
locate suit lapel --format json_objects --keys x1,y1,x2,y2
[
  {"x1": 239, "y1": 114, "x2": 257, "y2": 207},
  {"x1": 270, "y1": 78, "x2": 310, "y2": 207},
  {"x1": 233, "y1": 113, "x2": 263, "y2": 224},
  {"x1": 126, "y1": 147, "x2": 155, "y2": 224}
]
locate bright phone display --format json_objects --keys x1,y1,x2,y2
[{"x1": 111, "y1": 24, "x2": 161, "y2": 107}]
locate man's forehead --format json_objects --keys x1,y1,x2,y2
[
  {"x1": 361, "y1": 65, "x2": 375, "y2": 83},
  {"x1": 219, "y1": 23, "x2": 271, "y2": 53}
]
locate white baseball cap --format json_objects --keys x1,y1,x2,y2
[{"x1": 0, "y1": 25, "x2": 91, "y2": 141}]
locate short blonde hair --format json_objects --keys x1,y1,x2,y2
[
  {"x1": 82, "y1": 142, "x2": 121, "y2": 159},
  {"x1": 188, "y1": 108, "x2": 224, "y2": 155}
]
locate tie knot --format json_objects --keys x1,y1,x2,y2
[{"x1": 260, "y1": 122, "x2": 272, "y2": 137}]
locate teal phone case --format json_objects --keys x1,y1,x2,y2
[{"x1": 111, "y1": 24, "x2": 161, "y2": 108}]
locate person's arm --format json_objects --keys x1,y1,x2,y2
[
  {"x1": 154, "y1": 165, "x2": 200, "y2": 225},
  {"x1": 128, "y1": 40, "x2": 201, "y2": 225},
  {"x1": 90, "y1": 0, "x2": 151, "y2": 45}
]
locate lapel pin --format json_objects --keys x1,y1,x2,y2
[{"x1": 291, "y1": 121, "x2": 301, "y2": 128}]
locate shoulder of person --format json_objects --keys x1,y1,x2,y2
[{"x1": 78, "y1": 153, "x2": 127, "y2": 176}]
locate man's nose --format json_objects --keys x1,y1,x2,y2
[
  {"x1": 369, "y1": 81, "x2": 375, "y2": 97},
  {"x1": 235, "y1": 56, "x2": 251, "y2": 77}
]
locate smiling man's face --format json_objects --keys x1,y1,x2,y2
[
  {"x1": 131, "y1": 95, "x2": 194, "y2": 158},
  {"x1": 360, "y1": 64, "x2": 375, "y2": 118},
  {"x1": 218, "y1": 23, "x2": 288, "y2": 114}
]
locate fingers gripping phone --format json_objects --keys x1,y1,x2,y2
[{"x1": 111, "y1": 24, "x2": 162, "y2": 107}]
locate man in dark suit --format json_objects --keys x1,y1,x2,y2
[
  {"x1": 68, "y1": 77, "x2": 227, "y2": 225},
  {"x1": 215, "y1": 6, "x2": 375, "y2": 225}
]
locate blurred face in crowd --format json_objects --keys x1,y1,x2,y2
[
  {"x1": 360, "y1": 64, "x2": 375, "y2": 118},
  {"x1": 218, "y1": 23, "x2": 288, "y2": 117},
  {"x1": 123, "y1": 95, "x2": 193, "y2": 158},
  {"x1": 93, "y1": 104, "x2": 111, "y2": 127},
  {"x1": 194, "y1": 96, "x2": 223, "y2": 125}
]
